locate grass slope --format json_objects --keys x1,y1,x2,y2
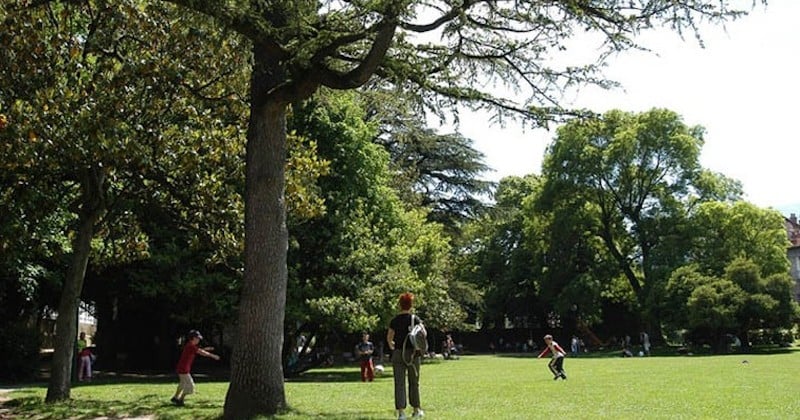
[{"x1": 4, "y1": 350, "x2": 799, "y2": 419}]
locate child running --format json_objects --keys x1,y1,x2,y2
[
  {"x1": 171, "y1": 330, "x2": 220, "y2": 406},
  {"x1": 537, "y1": 334, "x2": 567, "y2": 380}
]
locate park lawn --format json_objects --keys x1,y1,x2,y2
[{"x1": 4, "y1": 350, "x2": 799, "y2": 419}]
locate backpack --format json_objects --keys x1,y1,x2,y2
[{"x1": 407, "y1": 314, "x2": 428, "y2": 354}]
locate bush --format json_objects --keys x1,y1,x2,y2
[
  {"x1": 0, "y1": 321, "x2": 41, "y2": 382},
  {"x1": 748, "y1": 328, "x2": 794, "y2": 346}
]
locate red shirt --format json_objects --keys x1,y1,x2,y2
[{"x1": 176, "y1": 342, "x2": 199, "y2": 374}]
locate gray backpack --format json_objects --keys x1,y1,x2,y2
[{"x1": 407, "y1": 314, "x2": 428, "y2": 354}]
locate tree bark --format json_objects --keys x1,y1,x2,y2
[
  {"x1": 223, "y1": 50, "x2": 289, "y2": 418},
  {"x1": 46, "y1": 168, "x2": 105, "y2": 402}
]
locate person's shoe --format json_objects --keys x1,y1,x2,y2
[
  {"x1": 553, "y1": 375, "x2": 560, "y2": 380},
  {"x1": 398, "y1": 412, "x2": 407, "y2": 420},
  {"x1": 561, "y1": 373, "x2": 567, "y2": 380},
  {"x1": 412, "y1": 409, "x2": 425, "y2": 417},
  {"x1": 171, "y1": 397, "x2": 184, "y2": 406}
]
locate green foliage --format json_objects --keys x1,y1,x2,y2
[
  {"x1": 689, "y1": 201, "x2": 790, "y2": 278},
  {"x1": 666, "y1": 258, "x2": 800, "y2": 345},
  {"x1": 540, "y1": 108, "x2": 743, "y2": 334},
  {"x1": 457, "y1": 175, "x2": 546, "y2": 328},
  {"x1": 366, "y1": 89, "x2": 494, "y2": 233},
  {"x1": 686, "y1": 279, "x2": 746, "y2": 331},
  {"x1": 287, "y1": 90, "x2": 461, "y2": 337},
  {"x1": 0, "y1": 321, "x2": 41, "y2": 382}
]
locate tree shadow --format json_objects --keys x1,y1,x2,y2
[
  {"x1": 283, "y1": 408, "x2": 388, "y2": 420},
  {"x1": 2, "y1": 393, "x2": 223, "y2": 420},
  {"x1": 286, "y1": 367, "x2": 386, "y2": 383}
]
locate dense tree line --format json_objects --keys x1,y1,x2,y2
[{"x1": 3, "y1": 1, "x2": 797, "y2": 419}]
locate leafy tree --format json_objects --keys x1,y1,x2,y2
[
  {"x1": 285, "y1": 91, "x2": 460, "y2": 374},
  {"x1": 723, "y1": 258, "x2": 798, "y2": 348},
  {"x1": 689, "y1": 201, "x2": 790, "y2": 277},
  {"x1": 366, "y1": 90, "x2": 494, "y2": 232},
  {"x1": 458, "y1": 175, "x2": 547, "y2": 328},
  {"x1": 1, "y1": 0, "x2": 253, "y2": 399},
  {"x1": 541, "y1": 109, "x2": 742, "y2": 337},
  {"x1": 18, "y1": 0, "x2": 759, "y2": 415},
  {"x1": 685, "y1": 277, "x2": 746, "y2": 349},
  {"x1": 665, "y1": 259, "x2": 799, "y2": 351}
]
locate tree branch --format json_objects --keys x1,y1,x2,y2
[{"x1": 316, "y1": 17, "x2": 398, "y2": 90}]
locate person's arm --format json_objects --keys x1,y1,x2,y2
[
  {"x1": 197, "y1": 347, "x2": 220, "y2": 360},
  {"x1": 387, "y1": 328, "x2": 395, "y2": 351},
  {"x1": 537, "y1": 346, "x2": 550, "y2": 358}
]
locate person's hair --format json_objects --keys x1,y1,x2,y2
[
  {"x1": 398, "y1": 292, "x2": 414, "y2": 310},
  {"x1": 543, "y1": 334, "x2": 553, "y2": 340}
]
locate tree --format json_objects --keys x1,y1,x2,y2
[
  {"x1": 666, "y1": 258, "x2": 799, "y2": 351},
  {"x1": 284, "y1": 91, "x2": 460, "y2": 374},
  {"x1": 1, "y1": 0, "x2": 251, "y2": 399},
  {"x1": 458, "y1": 175, "x2": 548, "y2": 328},
  {"x1": 541, "y1": 108, "x2": 742, "y2": 337},
  {"x1": 18, "y1": 0, "x2": 760, "y2": 416},
  {"x1": 689, "y1": 201, "x2": 790, "y2": 277},
  {"x1": 365, "y1": 90, "x2": 494, "y2": 232}
]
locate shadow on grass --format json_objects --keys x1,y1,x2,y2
[
  {"x1": 286, "y1": 367, "x2": 392, "y2": 383},
  {"x1": 2, "y1": 393, "x2": 223, "y2": 420},
  {"x1": 280, "y1": 404, "x2": 388, "y2": 420}
]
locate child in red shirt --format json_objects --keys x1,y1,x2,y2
[
  {"x1": 171, "y1": 330, "x2": 220, "y2": 406},
  {"x1": 537, "y1": 334, "x2": 567, "y2": 380}
]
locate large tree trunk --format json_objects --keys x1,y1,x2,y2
[
  {"x1": 223, "y1": 52, "x2": 289, "y2": 418},
  {"x1": 46, "y1": 168, "x2": 105, "y2": 402}
]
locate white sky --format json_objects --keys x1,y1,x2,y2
[{"x1": 442, "y1": 1, "x2": 799, "y2": 215}]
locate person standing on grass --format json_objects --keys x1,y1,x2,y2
[
  {"x1": 356, "y1": 332, "x2": 375, "y2": 382},
  {"x1": 171, "y1": 330, "x2": 220, "y2": 406},
  {"x1": 640, "y1": 331, "x2": 651, "y2": 356},
  {"x1": 387, "y1": 292, "x2": 426, "y2": 419},
  {"x1": 77, "y1": 332, "x2": 92, "y2": 382},
  {"x1": 537, "y1": 334, "x2": 567, "y2": 380}
]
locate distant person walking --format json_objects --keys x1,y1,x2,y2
[
  {"x1": 171, "y1": 330, "x2": 220, "y2": 406},
  {"x1": 387, "y1": 292, "x2": 426, "y2": 419},
  {"x1": 356, "y1": 332, "x2": 375, "y2": 382},
  {"x1": 537, "y1": 334, "x2": 567, "y2": 380}
]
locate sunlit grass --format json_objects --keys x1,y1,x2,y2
[{"x1": 4, "y1": 348, "x2": 799, "y2": 419}]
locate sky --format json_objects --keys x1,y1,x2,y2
[{"x1": 440, "y1": 1, "x2": 799, "y2": 216}]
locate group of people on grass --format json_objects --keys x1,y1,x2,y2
[{"x1": 166, "y1": 292, "x2": 568, "y2": 420}]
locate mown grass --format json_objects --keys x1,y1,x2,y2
[{"x1": 4, "y1": 348, "x2": 799, "y2": 419}]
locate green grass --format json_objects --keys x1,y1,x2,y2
[{"x1": 4, "y1": 349, "x2": 799, "y2": 419}]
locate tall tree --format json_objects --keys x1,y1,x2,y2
[
  {"x1": 541, "y1": 109, "x2": 742, "y2": 336},
  {"x1": 18, "y1": 0, "x2": 761, "y2": 416},
  {"x1": 458, "y1": 175, "x2": 547, "y2": 328},
  {"x1": 285, "y1": 91, "x2": 460, "y2": 371},
  {"x1": 365, "y1": 90, "x2": 494, "y2": 231},
  {"x1": 1, "y1": 0, "x2": 250, "y2": 400},
  {"x1": 689, "y1": 201, "x2": 790, "y2": 277}
]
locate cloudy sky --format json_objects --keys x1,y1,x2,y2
[{"x1": 444, "y1": 1, "x2": 798, "y2": 215}]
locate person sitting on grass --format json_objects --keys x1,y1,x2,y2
[{"x1": 171, "y1": 329, "x2": 220, "y2": 406}]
